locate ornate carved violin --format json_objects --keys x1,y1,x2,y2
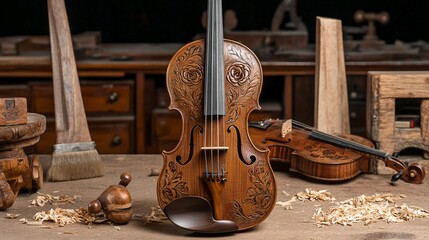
[
  {"x1": 156, "y1": 0, "x2": 276, "y2": 233},
  {"x1": 250, "y1": 119, "x2": 425, "y2": 183}
]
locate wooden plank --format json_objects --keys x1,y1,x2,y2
[{"x1": 314, "y1": 17, "x2": 350, "y2": 134}]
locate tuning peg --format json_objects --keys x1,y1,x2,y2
[{"x1": 391, "y1": 170, "x2": 403, "y2": 182}]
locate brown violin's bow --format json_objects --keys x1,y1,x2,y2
[{"x1": 46, "y1": 0, "x2": 103, "y2": 181}]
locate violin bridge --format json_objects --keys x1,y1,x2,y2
[
  {"x1": 281, "y1": 119, "x2": 293, "y2": 138},
  {"x1": 201, "y1": 146, "x2": 229, "y2": 151}
]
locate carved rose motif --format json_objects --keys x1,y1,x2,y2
[
  {"x1": 177, "y1": 64, "x2": 203, "y2": 85},
  {"x1": 226, "y1": 62, "x2": 251, "y2": 86}
]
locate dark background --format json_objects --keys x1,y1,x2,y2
[{"x1": 0, "y1": 0, "x2": 427, "y2": 44}]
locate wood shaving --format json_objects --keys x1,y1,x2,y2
[
  {"x1": 5, "y1": 213, "x2": 20, "y2": 219},
  {"x1": 26, "y1": 221, "x2": 43, "y2": 225},
  {"x1": 312, "y1": 193, "x2": 429, "y2": 227},
  {"x1": 276, "y1": 198, "x2": 296, "y2": 210},
  {"x1": 33, "y1": 208, "x2": 96, "y2": 227},
  {"x1": 276, "y1": 188, "x2": 335, "y2": 210},
  {"x1": 30, "y1": 192, "x2": 78, "y2": 207},
  {"x1": 296, "y1": 188, "x2": 336, "y2": 202},
  {"x1": 39, "y1": 226, "x2": 54, "y2": 229},
  {"x1": 144, "y1": 206, "x2": 168, "y2": 223}
]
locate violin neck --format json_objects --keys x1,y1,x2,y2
[
  {"x1": 204, "y1": 0, "x2": 226, "y2": 116},
  {"x1": 309, "y1": 131, "x2": 389, "y2": 159}
]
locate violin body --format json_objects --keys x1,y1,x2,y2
[
  {"x1": 250, "y1": 119, "x2": 375, "y2": 181},
  {"x1": 157, "y1": 39, "x2": 276, "y2": 232}
]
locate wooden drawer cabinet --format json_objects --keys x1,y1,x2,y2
[
  {"x1": 23, "y1": 80, "x2": 135, "y2": 154},
  {"x1": 35, "y1": 118, "x2": 134, "y2": 154},
  {"x1": 30, "y1": 81, "x2": 134, "y2": 115},
  {"x1": 0, "y1": 80, "x2": 136, "y2": 154}
]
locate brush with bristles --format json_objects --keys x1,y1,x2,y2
[{"x1": 46, "y1": 0, "x2": 103, "y2": 182}]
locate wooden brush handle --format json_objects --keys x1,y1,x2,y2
[{"x1": 48, "y1": 0, "x2": 91, "y2": 143}]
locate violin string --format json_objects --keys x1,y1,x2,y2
[
  {"x1": 291, "y1": 119, "x2": 389, "y2": 157},
  {"x1": 291, "y1": 119, "x2": 368, "y2": 150},
  {"x1": 203, "y1": 0, "x2": 213, "y2": 179},
  {"x1": 216, "y1": 0, "x2": 221, "y2": 180},
  {"x1": 210, "y1": 0, "x2": 214, "y2": 180},
  {"x1": 214, "y1": 0, "x2": 217, "y2": 179}
]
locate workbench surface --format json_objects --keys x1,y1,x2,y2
[{"x1": 1, "y1": 155, "x2": 428, "y2": 239}]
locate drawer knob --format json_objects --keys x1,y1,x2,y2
[
  {"x1": 350, "y1": 111, "x2": 357, "y2": 119},
  {"x1": 350, "y1": 91, "x2": 358, "y2": 99},
  {"x1": 109, "y1": 92, "x2": 119, "y2": 103},
  {"x1": 111, "y1": 135, "x2": 122, "y2": 146}
]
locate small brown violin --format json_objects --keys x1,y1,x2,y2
[{"x1": 249, "y1": 119, "x2": 425, "y2": 184}]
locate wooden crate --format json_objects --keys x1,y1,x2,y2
[{"x1": 367, "y1": 72, "x2": 429, "y2": 164}]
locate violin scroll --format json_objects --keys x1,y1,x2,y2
[
  {"x1": 403, "y1": 162, "x2": 425, "y2": 184},
  {"x1": 380, "y1": 156, "x2": 425, "y2": 184}
]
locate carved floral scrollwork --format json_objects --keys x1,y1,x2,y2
[
  {"x1": 304, "y1": 144, "x2": 349, "y2": 160},
  {"x1": 170, "y1": 45, "x2": 204, "y2": 121},
  {"x1": 159, "y1": 161, "x2": 189, "y2": 207},
  {"x1": 225, "y1": 44, "x2": 260, "y2": 124},
  {"x1": 231, "y1": 161, "x2": 274, "y2": 223},
  {"x1": 175, "y1": 45, "x2": 204, "y2": 86}
]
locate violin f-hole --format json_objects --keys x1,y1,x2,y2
[
  {"x1": 176, "y1": 125, "x2": 203, "y2": 165},
  {"x1": 228, "y1": 125, "x2": 256, "y2": 165}
]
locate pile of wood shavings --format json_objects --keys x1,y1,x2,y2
[
  {"x1": 276, "y1": 188, "x2": 335, "y2": 210},
  {"x1": 31, "y1": 208, "x2": 96, "y2": 227},
  {"x1": 312, "y1": 193, "x2": 429, "y2": 227},
  {"x1": 30, "y1": 192, "x2": 78, "y2": 207}
]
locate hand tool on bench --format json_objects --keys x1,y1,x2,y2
[{"x1": 46, "y1": 0, "x2": 103, "y2": 181}]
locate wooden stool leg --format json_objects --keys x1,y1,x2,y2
[
  {"x1": 21, "y1": 155, "x2": 43, "y2": 192},
  {"x1": 0, "y1": 172, "x2": 16, "y2": 210}
]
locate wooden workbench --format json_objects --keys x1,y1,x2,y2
[{"x1": 1, "y1": 154, "x2": 428, "y2": 239}]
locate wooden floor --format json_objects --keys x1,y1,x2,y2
[{"x1": 1, "y1": 154, "x2": 428, "y2": 240}]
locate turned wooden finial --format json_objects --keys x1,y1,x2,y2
[
  {"x1": 354, "y1": 10, "x2": 389, "y2": 41},
  {"x1": 88, "y1": 172, "x2": 133, "y2": 224}
]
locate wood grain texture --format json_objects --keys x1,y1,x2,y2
[
  {"x1": 48, "y1": 0, "x2": 91, "y2": 144},
  {"x1": 314, "y1": 17, "x2": 350, "y2": 134},
  {"x1": 157, "y1": 40, "x2": 276, "y2": 231},
  {"x1": 249, "y1": 119, "x2": 374, "y2": 182},
  {"x1": 367, "y1": 71, "x2": 429, "y2": 156}
]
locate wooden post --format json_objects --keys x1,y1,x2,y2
[{"x1": 314, "y1": 17, "x2": 350, "y2": 134}]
